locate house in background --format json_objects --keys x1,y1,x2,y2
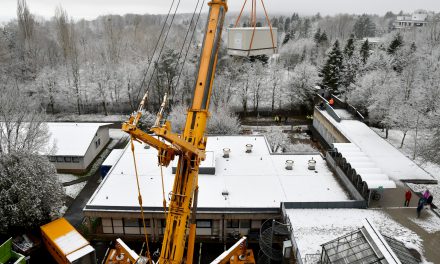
[
  {"x1": 393, "y1": 10, "x2": 432, "y2": 30},
  {"x1": 46, "y1": 123, "x2": 111, "y2": 174}
]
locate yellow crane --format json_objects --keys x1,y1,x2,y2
[{"x1": 106, "y1": 0, "x2": 256, "y2": 263}]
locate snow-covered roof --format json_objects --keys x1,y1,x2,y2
[
  {"x1": 333, "y1": 143, "x2": 396, "y2": 190},
  {"x1": 284, "y1": 209, "x2": 422, "y2": 258},
  {"x1": 321, "y1": 110, "x2": 435, "y2": 183},
  {"x1": 66, "y1": 245, "x2": 95, "y2": 262},
  {"x1": 102, "y1": 149, "x2": 124, "y2": 167},
  {"x1": 86, "y1": 136, "x2": 351, "y2": 212},
  {"x1": 47, "y1": 123, "x2": 110, "y2": 156},
  {"x1": 54, "y1": 230, "x2": 89, "y2": 255}
]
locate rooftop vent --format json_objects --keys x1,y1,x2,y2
[
  {"x1": 222, "y1": 190, "x2": 229, "y2": 200},
  {"x1": 308, "y1": 158, "x2": 316, "y2": 170},
  {"x1": 223, "y1": 148, "x2": 231, "y2": 158},
  {"x1": 245, "y1": 144, "x2": 253, "y2": 153},
  {"x1": 285, "y1": 160, "x2": 294, "y2": 170}
]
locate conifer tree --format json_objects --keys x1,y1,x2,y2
[
  {"x1": 387, "y1": 33, "x2": 403, "y2": 54},
  {"x1": 314, "y1": 28, "x2": 321, "y2": 44},
  {"x1": 343, "y1": 34, "x2": 355, "y2": 58},
  {"x1": 360, "y1": 39, "x2": 370, "y2": 64},
  {"x1": 320, "y1": 40, "x2": 344, "y2": 93}
]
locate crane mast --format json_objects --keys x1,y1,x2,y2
[{"x1": 121, "y1": 1, "x2": 228, "y2": 263}]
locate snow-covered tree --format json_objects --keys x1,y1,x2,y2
[
  {"x1": 288, "y1": 61, "x2": 319, "y2": 111},
  {"x1": 320, "y1": 40, "x2": 344, "y2": 93},
  {"x1": 168, "y1": 103, "x2": 240, "y2": 135},
  {"x1": 0, "y1": 84, "x2": 51, "y2": 154},
  {"x1": 353, "y1": 14, "x2": 376, "y2": 39},
  {"x1": 0, "y1": 152, "x2": 63, "y2": 233}
]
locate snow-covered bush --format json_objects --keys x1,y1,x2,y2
[
  {"x1": 0, "y1": 153, "x2": 64, "y2": 233},
  {"x1": 168, "y1": 104, "x2": 240, "y2": 135},
  {"x1": 207, "y1": 107, "x2": 240, "y2": 135}
]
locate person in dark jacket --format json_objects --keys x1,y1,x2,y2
[
  {"x1": 404, "y1": 189, "x2": 412, "y2": 207},
  {"x1": 417, "y1": 197, "x2": 425, "y2": 218},
  {"x1": 427, "y1": 195, "x2": 433, "y2": 206}
]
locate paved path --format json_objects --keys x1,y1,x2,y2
[
  {"x1": 369, "y1": 184, "x2": 440, "y2": 262},
  {"x1": 64, "y1": 167, "x2": 102, "y2": 227}
]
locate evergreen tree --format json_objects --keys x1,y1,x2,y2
[
  {"x1": 314, "y1": 28, "x2": 322, "y2": 44},
  {"x1": 353, "y1": 14, "x2": 376, "y2": 39},
  {"x1": 320, "y1": 40, "x2": 344, "y2": 93},
  {"x1": 343, "y1": 34, "x2": 355, "y2": 58},
  {"x1": 387, "y1": 33, "x2": 403, "y2": 54},
  {"x1": 360, "y1": 39, "x2": 370, "y2": 63},
  {"x1": 284, "y1": 17, "x2": 291, "y2": 32},
  {"x1": 319, "y1": 31, "x2": 329, "y2": 46},
  {"x1": 410, "y1": 42, "x2": 417, "y2": 52}
]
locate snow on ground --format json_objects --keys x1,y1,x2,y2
[
  {"x1": 64, "y1": 182, "x2": 87, "y2": 199},
  {"x1": 57, "y1": 173, "x2": 78, "y2": 183},
  {"x1": 286, "y1": 209, "x2": 423, "y2": 257},
  {"x1": 48, "y1": 114, "x2": 127, "y2": 122},
  {"x1": 409, "y1": 210, "x2": 440, "y2": 234},
  {"x1": 109, "y1": 128, "x2": 128, "y2": 140}
]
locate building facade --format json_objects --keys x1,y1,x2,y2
[{"x1": 46, "y1": 123, "x2": 110, "y2": 173}]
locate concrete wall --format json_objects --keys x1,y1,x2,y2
[
  {"x1": 83, "y1": 126, "x2": 110, "y2": 169},
  {"x1": 313, "y1": 108, "x2": 350, "y2": 145}
]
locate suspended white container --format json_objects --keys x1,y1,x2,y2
[{"x1": 227, "y1": 27, "x2": 277, "y2": 56}]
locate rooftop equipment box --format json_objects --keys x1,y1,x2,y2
[{"x1": 227, "y1": 27, "x2": 277, "y2": 56}]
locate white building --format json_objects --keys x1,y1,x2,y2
[
  {"x1": 84, "y1": 135, "x2": 355, "y2": 242},
  {"x1": 393, "y1": 10, "x2": 431, "y2": 30},
  {"x1": 46, "y1": 123, "x2": 110, "y2": 173}
]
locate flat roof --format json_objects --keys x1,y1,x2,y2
[
  {"x1": 320, "y1": 109, "x2": 435, "y2": 183},
  {"x1": 102, "y1": 149, "x2": 124, "y2": 166},
  {"x1": 85, "y1": 135, "x2": 351, "y2": 213},
  {"x1": 47, "y1": 123, "x2": 110, "y2": 156}
]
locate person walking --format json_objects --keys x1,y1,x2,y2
[
  {"x1": 404, "y1": 189, "x2": 412, "y2": 207},
  {"x1": 423, "y1": 189, "x2": 430, "y2": 200},
  {"x1": 417, "y1": 197, "x2": 425, "y2": 218},
  {"x1": 427, "y1": 194, "x2": 433, "y2": 206}
]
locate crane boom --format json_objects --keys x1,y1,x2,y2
[{"x1": 121, "y1": 1, "x2": 228, "y2": 263}]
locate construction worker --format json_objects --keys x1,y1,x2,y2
[{"x1": 329, "y1": 98, "x2": 334, "y2": 107}]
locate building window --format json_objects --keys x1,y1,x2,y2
[
  {"x1": 95, "y1": 138, "x2": 101, "y2": 149},
  {"x1": 161, "y1": 219, "x2": 166, "y2": 228},
  {"x1": 124, "y1": 218, "x2": 140, "y2": 227},
  {"x1": 49, "y1": 156, "x2": 56, "y2": 162},
  {"x1": 240, "y1": 220, "x2": 251, "y2": 229},
  {"x1": 64, "y1": 157, "x2": 72, "y2": 163},
  {"x1": 226, "y1": 220, "x2": 239, "y2": 228},
  {"x1": 72, "y1": 157, "x2": 80, "y2": 163},
  {"x1": 196, "y1": 220, "x2": 212, "y2": 228},
  {"x1": 56, "y1": 156, "x2": 64, "y2": 162}
]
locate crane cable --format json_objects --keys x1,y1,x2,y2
[
  {"x1": 233, "y1": 0, "x2": 276, "y2": 56},
  {"x1": 174, "y1": 0, "x2": 206, "y2": 93},
  {"x1": 142, "y1": 0, "x2": 182, "y2": 102},
  {"x1": 158, "y1": 140, "x2": 168, "y2": 219},
  {"x1": 136, "y1": 0, "x2": 177, "y2": 103},
  {"x1": 129, "y1": 137, "x2": 153, "y2": 264}
]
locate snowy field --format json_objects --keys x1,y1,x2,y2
[
  {"x1": 57, "y1": 173, "x2": 78, "y2": 183},
  {"x1": 48, "y1": 114, "x2": 127, "y2": 122},
  {"x1": 64, "y1": 182, "x2": 87, "y2": 199},
  {"x1": 57, "y1": 174, "x2": 86, "y2": 199},
  {"x1": 286, "y1": 208, "x2": 423, "y2": 257}
]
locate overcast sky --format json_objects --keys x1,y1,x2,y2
[{"x1": 1, "y1": 0, "x2": 439, "y2": 22}]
